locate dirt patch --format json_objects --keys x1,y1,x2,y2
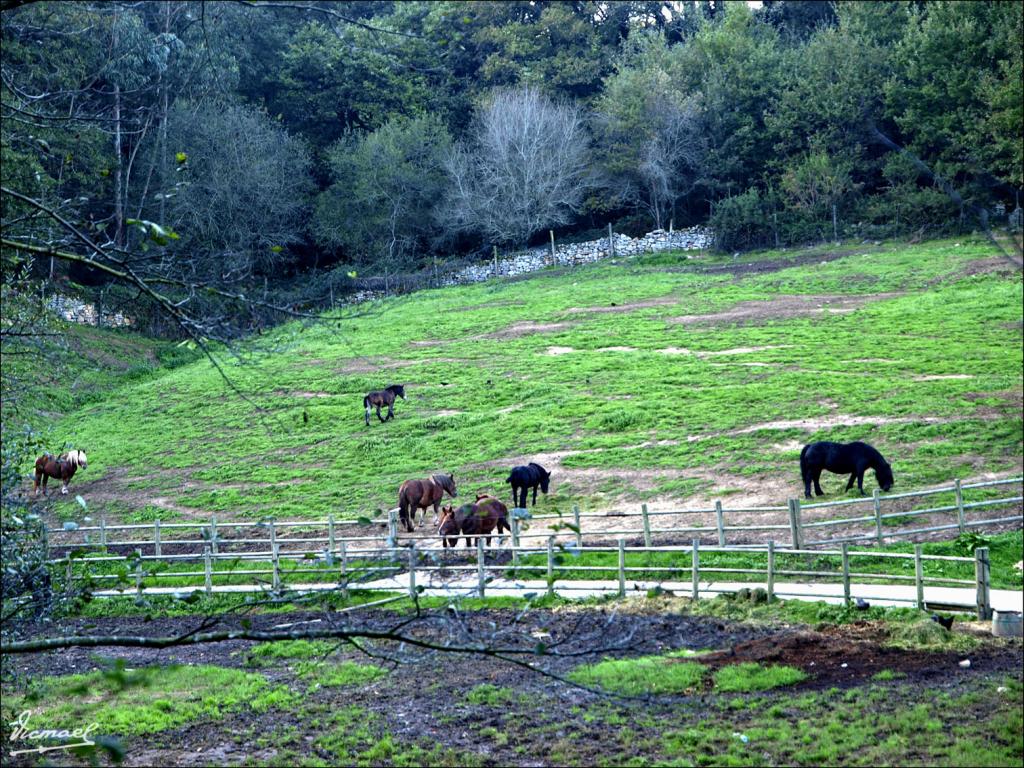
[
  {"x1": 565, "y1": 297, "x2": 679, "y2": 314},
  {"x1": 597, "y1": 346, "x2": 637, "y2": 352},
  {"x1": 660, "y1": 347, "x2": 693, "y2": 355},
  {"x1": 483, "y1": 321, "x2": 574, "y2": 340},
  {"x1": 433, "y1": 409, "x2": 464, "y2": 417},
  {"x1": 334, "y1": 358, "x2": 414, "y2": 374},
  {"x1": 544, "y1": 346, "x2": 575, "y2": 355},
  {"x1": 701, "y1": 345, "x2": 790, "y2": 356},
  {"x1": 669, "y1": 293, "x2": 903, "y2": 325},
  {"x1": 913, "y1": 374, "x2": 975, "y2": 381},
  {"x1": 693, "y1": 624, "x2": 983, "y2": 689},
  {"x1": 728, "y1": 414, "x2": 944, "y2": 434},
  {"x1": 962, "y1": 256, "x2": 1021, "y2": 277}
]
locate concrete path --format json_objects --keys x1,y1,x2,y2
[{"x1": 95, "y1": 574, "x2": 1023, "y2": 614}]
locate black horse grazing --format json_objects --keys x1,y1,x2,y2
[
  {"x1": 800, "y1": 441, "x2": 894, "y2": 499},
  {"x1": 506, "y1": 462, "x2": 551, "y2": 508},
  {"x1": 364, "y1": 384, "x2": 405, "y2": 426}
]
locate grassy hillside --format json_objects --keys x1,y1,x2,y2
[{"x1": 42, "y1": 238, "x2": 1023, "y2": 522}]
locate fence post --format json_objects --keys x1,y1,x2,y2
[
  {"x1": 608, "y1": 223, "x2": 615, "y2": 258},
  {"x1": 328, "y1": 514, "x2": 336, "y2": 557},
  {"x1": 617, "y1": 538, "x2": 626, "y2": 597},
  {"x1": 841, "y1": 542, "x2": 851, "y2": 608},
  {"x1": 511, "y1": 515, "x2": 521, "y2": 576},
  {"x1": 546, "y1": 537, "x2": 555, "y2": 597},
  {"x1": 550, "y1": 229, "x2": 556, "y2": 264},
  {"x1": 204, "y1": 546, "x2": 212, "y2": 595},
  {"x1": 787, "y1": 500, "x2": 800, "y2": 549},
  {"x1": 408, "y1": 546, "x2": 417, "y2": 600},
  {"x1": 272, "y1": 541, "x2": 281, "y2": 592},
  {"x1": 572, "y1": 504, "x2": 582, "y2": 549},
  {"x1": 641, "y1": 504, "x2": 651, "y2": 549},
  {"x1": 975, "y1": 547, "x2": 991, "y2": 620},
  {"x1": 873, "y1": 489, "x2": 883, "y2": 546},
  {"x1": 154, "y1": 519, "x2": 162, "y2": 558},
  {"x1": 210, "y1": 515, "x2": 218, "y2": 556},
  {"x1": 64, "y1": 558, "x2": 73, "y2": 598},
  {"x1": 954, "y1": 479, "x2": 966, "y2": 534},
  {"x1": 134, "y1": 548, "x2": 143, "y2": 598},
  {"x1": 691, "y1": 539, "x2": 700, "y2": 601},
  {"x1": 340, "y1": 540, "x2": 349, "y2": 599},
  {"x1": 388, "y1": 508, "x2": 398, "y2": 558},
  {"x1": 766, "y1": 540, "x2": 775, "y2": 602},
  {"x1": 914, "y1": 544, "x2": 924, "y2": 610},
  {"x1": 100, "y1": 516, "x2": 107, "y2": 549},
  {"x1": 493, "y1": 245, "x2": 499, "y2": 276},
  {"x1": 715, "y1": 501, "x2": 725, "y2": 546},
  {"x1": 477, "y1": 538, "x2": 486, "y2": 598}
]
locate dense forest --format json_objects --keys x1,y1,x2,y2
[{"x1": 1, "y1": 0, "x2": 1021, "y2": 339}]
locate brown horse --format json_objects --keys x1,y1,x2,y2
[
  {"x1": 364, "y1": 384, "x2": 405, "y2": 426},
  {"x1": 398, "y1": 473, "x2": 457, "y2": 532},
  {"x1": 34, "y1": 450, "x2": 88, "y2": 496},
  {"x1": 438, "y1": 496, "x2": 510, "y2": 549}
]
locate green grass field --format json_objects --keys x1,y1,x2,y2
[{"x1": 27, "y1": 237, "x2": 1023, "y2": 524}]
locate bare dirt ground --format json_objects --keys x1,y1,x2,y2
[
  {"x1": 3, "y1": 605, "x2": 1021, "y2": 767},
  {"x1": 668, "y1": 292, "x2": 904, "y2": 325}
]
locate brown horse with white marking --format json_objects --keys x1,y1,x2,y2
[
  {"x1": 397, "y1": 473, "x2": 457, "y2": 532},
  {"x1": 34, "y1": 450, "x2": 88, "y2": 496}
]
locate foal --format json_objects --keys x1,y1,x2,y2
[
  {"x1": 34, "y1": 450, "x2": 88, "y2": 496},
  {"x1": 364, "y1": 384, "x2": 405, "y2": 426}
]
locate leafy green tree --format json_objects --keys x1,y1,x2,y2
[
  {"x1": 886, "y1": 2, "x2": 1023, "y2": 197},
  {"x1": 162, "y1": 103, "x2": 313, "y2": 283},
  {"x1": 313, "y1": 114, "x2": 452, "y2": 289}
]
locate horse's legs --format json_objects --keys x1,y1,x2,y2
[
  {"x1": 33, "y1": 471, "x2": 41, "y2": 496},
  {"x1": 365, "y1": 406, "x2": 371, "y2": 426},
  {"x1": 518, "y1": 486, "x2": 527, "y2": 509},
  {"x1": 856, "y1": 471, "x2": 866, "y2": 495},
  {"x1": 432, "y1": 501, "x2": 440, "y2": 527},
  {"x1": 387, "y1": 403, "x2": 394, "y2": 421},
  {"x1": 813, "y1": 470, "x2": 824, "y2": 497},
  {"x1": 376, "y1": 405, "x2": 386, "y2": 423},
  {"x1": 61, "y1": 482, "x2": 69, "y2": 495},
  {"x1": 532, "y1": 486, "x2": 538, "y2": 506},
  {"x1": 845, "y1": 473, "x2": 856, "y2": 492}
]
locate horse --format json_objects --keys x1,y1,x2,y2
[
  {"x1": 800, "y1": 441, "x2": 894, "y2": 499},
  {"x1": 398, "y1": 473, "x2": 457, "y2": 532},
  {"x1": 438, "y1": 498, "x2": 510, "y2": 549},
  {"x1": 506, "y1": 462, "x2": 551, "y2": 508},
  {"x1": 33, "y1": 450, "x2": 88, "y2": 496},
  {"x1": 364, "y1": 384, "x2": 405, "y2": 426}
]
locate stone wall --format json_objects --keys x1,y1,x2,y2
[{"x1": 443, "y1": 225, "x2": 712, "y2": 285}]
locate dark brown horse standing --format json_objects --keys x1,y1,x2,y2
[
  {"x1": 364, "y1": 384, "x2": 405, "y2": 426},
  {"x1": 438, "y1": 496, "x2": 510, "y2": 549},
  {"x1": 398, "y1": 473, "x2": 457, "y2": 532},
  {"x1": 33, "y1": 450, "x2": 88, "y2": 496}
]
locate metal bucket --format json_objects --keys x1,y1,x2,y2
[{"x1": 992, "y1": 610, "x2": 1023, "y2": 638}]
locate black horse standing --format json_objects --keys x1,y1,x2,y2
[
  {"x1": 800, "y1": 441, "x2": 894, "y2": 499},
  {"x1": 506, "y1": 462, "x2": 551, "y2": 507}
]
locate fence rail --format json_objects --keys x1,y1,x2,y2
[
  {"x1": 46, "y1": 476, "x2": 1023, "y2": 557},
  {"x1": 54, "y1": 535, "x2": 995, "y2": 620}
]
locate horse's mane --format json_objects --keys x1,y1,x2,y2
[
  {"x1": 386, "y1": 384, "x2": 403, "y2": 393},
  {"x1": 62, "y1": 449, "x2": 87, "y2": 468}
]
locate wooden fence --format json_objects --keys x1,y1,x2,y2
[
  {"x1": 47, "y1": 475, "x2": 1023, "y2": 557},
  {"x1": 53, "y1": 537, "x2": 994, "y2": 619},
  {"x1": 43, "y1": 475, "x2": 1019, "y2": 619}
]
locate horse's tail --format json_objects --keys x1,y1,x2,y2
[
  {"x1": 363, "y1": 394, "x2": 370, "y2": 408},
  {"x1": 799, "y1": 444, "x2": 810, "y2": 481},
  {"x1": 505, "y1": 473, "x2": 513, "y2": 484}
]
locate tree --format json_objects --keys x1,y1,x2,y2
[
  {"x1": 594, "y1": 33, "x2": 706, "y2": 229},
  {"x1": 313, "y1": 115, "x2": 452, "y2": 289},
  {"x1": 441, "y1": 86, "x2": 594, "y2": 248},
  {"x1": 159, "y1": 102, "x2": 313, "y2": 287}
]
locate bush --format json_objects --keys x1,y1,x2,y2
[{"x1": 709, "y1": 188, "x2": 775, "y2": 252}]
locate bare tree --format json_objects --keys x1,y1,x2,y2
[{"x1": 441, "y1": 86, "x2": 595, "y2": 248}]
